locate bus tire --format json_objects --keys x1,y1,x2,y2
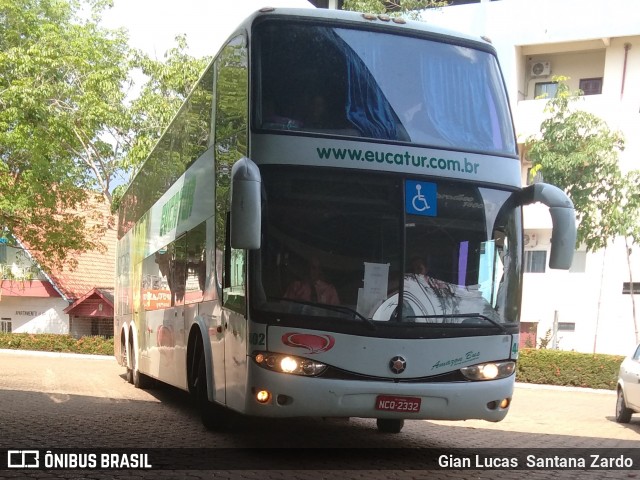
[
  {"x1": 376, "y1": 418, "x2": 404, "y2": 434},
  {"x1": 197, "y1": 355, "x2": 229, "y2": 431},
  {"x1": 126, "y1": 333, "x2": 134, "y2": 384},
  {"x1": 133, "y1": 369, "x2": 155, "y2": 389},
  {"x1": 120, "y1": 330, "x2": 133, "y2": 383}
]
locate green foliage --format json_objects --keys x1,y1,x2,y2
[
  {"x1": 125, "y1": 35, "x2": 210, "y2": 174},
  {"x1": 0, "y1": 333, "x2": 114, "y2": 355},
  {"x1": 343, "y1": 0, "x2": 448, "y2": 19},
  {"x1": 0, "y1": 0, "x2": 210, "y2": 270},
  {"x1": 525, "y1": 77, "x2": 640, "y2": 253},
  {"x1": 538, "y1": 329, "x2": 553, "y2": 349},
  {"x1": 0, "y1": 0, "x2": 130, "y2": 270},
  {"x1": 517, "y1": 348, "x2": 623, "y2": 390}
]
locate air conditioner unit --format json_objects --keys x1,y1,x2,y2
[
  {"x1": 531, "y1": 61, "x2": 551, "y2": 77},
  {"x1": 524, "y1": 233, "x2": 538, "y2": 247}
]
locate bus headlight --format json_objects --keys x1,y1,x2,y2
[
  {"x1": 254, "y1": 352, "x2": 327, "y2": 376},
  {"x1": 460, "y1": 361, "x2": 515, "y2": 381}
]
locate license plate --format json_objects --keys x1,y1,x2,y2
[{"x1": 375, "y1": 395, "x2": 421, "y2": 412}]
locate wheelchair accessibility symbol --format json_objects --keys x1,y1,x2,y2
[{"x1": 405, "y1": 180, "x2": 437, "y2": 217}]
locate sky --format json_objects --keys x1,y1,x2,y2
[{"x1": 101, "y1": 0, "x2": 314, "y2": 59}]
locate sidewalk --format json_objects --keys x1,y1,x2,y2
[{"x1": 0, "y1": 348, "x2": 113, "y2": 361}]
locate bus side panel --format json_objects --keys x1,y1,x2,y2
[
  {"x1": 140, "y1": 305, "x2": 188, "y2": 391},
  {"x1": 224, "y1": 308, "x2": 248, "y2": 411},
  {"x1": 198, "y1": 299, "x2": 226, "y2": 404}
]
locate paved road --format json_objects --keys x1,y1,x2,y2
[{"x1": 0, "y1": 349, "x2": 638, "y2": 479}]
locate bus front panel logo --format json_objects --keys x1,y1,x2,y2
[
  {"x1": 405, "y1": 180, "x2": 437, "y2": 217},
  {"x1": 389, "y1": 356, "x2": 407, "y2": 374},
  {"x1": 281, "y1": 333, "x2": 335, "y2": 354}
]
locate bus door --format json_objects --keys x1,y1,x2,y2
[{"x1": 222, "y1": 246, "x2": 249, "y2": 410}]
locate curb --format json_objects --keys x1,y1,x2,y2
[{"x1": 0, "y1": 348, "x2": 114, "y2": 361}]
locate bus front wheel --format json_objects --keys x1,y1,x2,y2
[
  {"x1": 197, "y1": 355, "x2": 230, "y2": 431},
  {"x1": 376, "y1": 418, "x2": 404, "y2": 434}
]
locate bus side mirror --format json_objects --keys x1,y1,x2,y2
[
  {"x1": 230, "y1": 157, "x2": 261, "y2": 250},
  {"x1": 520, "y1": 183, "x2": 577, "y2": 270}
]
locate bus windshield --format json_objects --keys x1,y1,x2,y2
[
  {"x1": 254, "y1": 20, "x2": 516, "y2": 156},
  {"x1": 251, "y1": 166, "x2": 522, "y2": 331}
]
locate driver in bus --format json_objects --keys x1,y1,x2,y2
[
  {"x1": 408, "y1": 256, "x2": 454, "y2": 299},
  {"x1": 284, "y1": 256, "x2": 340, "y2": 305}
]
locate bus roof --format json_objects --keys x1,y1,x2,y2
[
  {"x1": 239, "y1": 7, "x2": 493, "y2": 51},
  {"x1": 119, "y1": 7, "x2": 498, "y2": 212}
]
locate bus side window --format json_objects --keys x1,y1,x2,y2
[
  {"x1": 223, "y1": 212, "x2": 246, "y2": 314},
  {"x1": 214, "y1": 34, "x2": 248, "y2": 314}
]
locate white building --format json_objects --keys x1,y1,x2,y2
[
  {"x1": 0, "y1": 201, "x2": 117, "y2": 338},
  {"x1": 421, "y1": 0, "x2": 640, "y2": 356},
  {"x1": 310, "y1": 0, "x2": 640, "y2": 355}
]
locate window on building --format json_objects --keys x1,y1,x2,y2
[
  {"x1": 623, "y1": 282, "x2": 640, "y2": 294},
  {"x1": 557, "y1": 322, "x2": 575, "y2": 332},
  {"x1": 1, "y1": 318, "x2": 11, "y2": 333},
  {"x1": 569, "y1": 251, "x2": 587, "y2": 273},
  {"x1": 534, "y1": 82, "x2": 558, "y2": 99},
  {"x1": 579, "y1": 78, "x2": 603, "y2": 96},
  {"x1": 524, "y1": 250, "x2": 547, "y2": 273}
]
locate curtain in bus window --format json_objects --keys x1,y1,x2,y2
[
  {"x1": 329, "y1": 29, "x2": 402, "y2": 140},
  {"x1": 420, "y1": 47, "x2": 502, "y2": 151}
]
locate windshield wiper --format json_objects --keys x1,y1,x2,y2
[
  {"x1": 272, "y1": 297, "x2": 376, "y2": 331},
  {"x1": 404, "y1": 313, "x2": 508, "y2": 334}
]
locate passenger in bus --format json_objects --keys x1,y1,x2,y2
[
  {"x1": 408, "y1": 256, "x2": 454, "y2": 299},
  {"x1": 409, "y1": 256, "x2": 429, "y2": 277},
  {"x1": 284, "y1": 256, "x2": 340, "y2": 305},
  {"x1": 305, "y1": 95, "x2": 331, "y2": 129}
]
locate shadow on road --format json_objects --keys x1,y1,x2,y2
[{"x1": 2, "y1": 383, "x2": 639, "y2": 451}]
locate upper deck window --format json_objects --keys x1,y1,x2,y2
[{"x1": 253, "y1": 20, "x2": 516, "y2": 156}]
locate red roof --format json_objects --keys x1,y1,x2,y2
[
  {"x1": 48, "y1": 201, "x2": 117, "y2": 300},
  {"x1": 21, "y1": 198, "x2": 118, "y2": 301},
  {"x1": 0, "y1": 280, "x2": 62, "y2": 298},
  {"x1": 63, "y1": 287, "x2": 114, "y2": 317}
]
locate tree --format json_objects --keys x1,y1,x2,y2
[
  {"x1": 343, "y1": 0, "x2": 448, "y2": 19},
  {"x1": 0, "y1": 0, "x2": 208, "y2": 271},
  {"x1": 0, "y1": 0, "x2": 132, "y2": 270},
  {"x1": 525, "y1": 77, "x2": 640, "y2": 344},
  {"x1": 112, "y1": 35, "x2": 210, "y2": 213}
]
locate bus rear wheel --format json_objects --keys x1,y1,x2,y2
[
  {"x1": 126, "y1": 335, "x2": 134, "y2": 384},
  {"x1": 197, "y1": 355, "x2": 230, "y2": 431},
  {"x1": 133, "y1": 369, "x2": 155, "y2": 389},
  {"x1": 376, "y1": 418, "x2": 404, "y2": 433}
]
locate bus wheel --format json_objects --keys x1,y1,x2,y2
[
  {"x1": 197, "y1": 355, "x2": 229, "y2": 431},
  {"x1": 121, "y1": 333, "x2": 132, "y2": 383},
  {"x1": 126, "y1": 336, "x2": 134, "y2": 384},
  {"x1": 133, "y1": 369, "x2": 155, "y2": 389},
  {"x1": 376, "y1": 418, "x2": 404, "y2": 434}
]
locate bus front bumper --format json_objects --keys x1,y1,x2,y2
[{"x1": 244, "y1": 366, "x2": 514, "y2": 422}]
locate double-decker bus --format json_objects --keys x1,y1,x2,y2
[{"x1": 114, "y1": 7, "x2": 576, "y2": 433}]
